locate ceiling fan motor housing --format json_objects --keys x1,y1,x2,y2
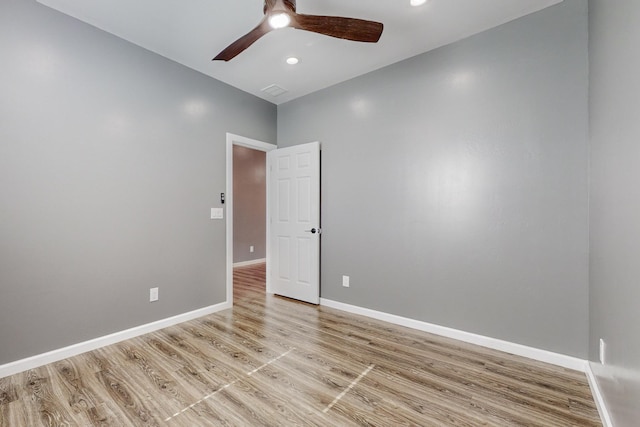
[{"x1": 264, "y1": 0, "x2": 296, "y2": 14}]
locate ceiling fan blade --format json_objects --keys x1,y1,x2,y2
[
  {"x1": 213, "y1": 17, "x2": 272, "y2": 61},
  {"x1": 291, "y1": 14, "x2": 383, "y2": 43}
]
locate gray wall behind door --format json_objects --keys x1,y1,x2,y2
[
  {"x1": 233, "y1": 146, "x2": 267, "y2": 263},
  {"x1": 278, "y1": 0, "x2": 589, "y2": 358},
  {"x1": 0, "y1": 0, "x2": 276, "y2": 365}
]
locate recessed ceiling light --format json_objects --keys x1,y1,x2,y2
[
  {"x1": 269, "y1": 13, "x2": 290, "y2": 29},
  {"x1": 286, "y1": 57, "x2": 299, "y2": 65},
  {"x1": 410, "y1": 0, "x2": 428, "y2": 6}
]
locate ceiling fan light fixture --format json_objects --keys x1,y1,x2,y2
[
  {"x1": 269, "y1": 13, "x2": 291, "y2": 29},
  {"x1": 410, "y1": 0, "x2": 428, "y2": 6},
  {"x1": 213, "y1": 0, "x2": 384, "y2": 61}
]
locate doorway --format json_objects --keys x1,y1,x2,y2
[
  {"x1": 232, "y1": 145, "x2": 266, "y2": 267},
  {"x1": 225, "y1": 133, "x2": 276, "y2": 305}
]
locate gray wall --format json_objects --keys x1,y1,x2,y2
[
  {"x1": 589, "y1": 0, "x2": 640, "y2": 425},
  {"x1": 233, "y1": 146, "x2": 267, "y2": 263},
  {"x1": 278, "y1": 0, "x2": 589, "y2": 358},
  {"x1": 0, "y1": 0, "x2": 276, "y2": 365}
]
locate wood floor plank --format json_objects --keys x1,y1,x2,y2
[
  {"x1": 0, "y1": 401, "x2": 29, "y2": 427},
  {"x1": 49, "y1": 357, "x2": 119, "y2": 426},
  {"x1": 22, "y1": 367, "x2": 77, "y2": 427},
  {"x1": 0, "y1": 377, "x2": 18, "y2": 407},
  {"x1": 0, "y1": 262, "x2": 601, "y2": 426},
  {"x1": 95, "y1": 366, "x2": 163, "y2": 426}
]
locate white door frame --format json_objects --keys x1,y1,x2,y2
[{"x1": 226, "y1": 133, "x2": 277, "y2": 306}]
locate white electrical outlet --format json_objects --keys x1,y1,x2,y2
[
  {"x1": 150, "y1": 287, "x2": 159, "y2": 302},
  {"x1": 342, "y1": 275, "x2": 350, "y2": 288},
  {"x1": 599, "y1": 339, "x2": 606, "y2": 365},
  {"x1": 250, "y1": 246, "x2": 254, "y2": 253}
]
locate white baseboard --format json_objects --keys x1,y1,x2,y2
[
  {"x1": 0, "y1": 301, "x2": 231, "y2": 379},
  {"x1": 585, "y1": 362, "x2": 614, "y2": 427},
  {"x1": 233, "y1": 258, "x2": 266, "y2": 268},
  {"x1": 320, "y1": 298, "x2": 587, "y2": 372}
]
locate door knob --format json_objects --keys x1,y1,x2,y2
[{"x1": 305, "y1": 228, "x2": 320, "y2": 234}]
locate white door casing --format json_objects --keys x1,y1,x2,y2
[{"x1": 268, "y1": 141, "x2": 320, "y2": 304}]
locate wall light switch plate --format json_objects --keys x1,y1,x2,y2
[{"x1": 211, "y1": 208, "x2": 224, "y2": 219}]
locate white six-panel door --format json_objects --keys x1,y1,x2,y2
[{"x1": 268, "y1": 141, "x2": 320, "y2": 304}]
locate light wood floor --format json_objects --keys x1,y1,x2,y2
[{"x1": 0, "y1": 263, "x2": 601, "y2": 426}]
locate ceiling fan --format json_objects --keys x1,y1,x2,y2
[{"x1": 213, "y1": 0, "x2": 384, "y2": 61}]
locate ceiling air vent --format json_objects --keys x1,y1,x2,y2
[{"x1": 261, "y1": 84, "x2": 288, "y2": 98}]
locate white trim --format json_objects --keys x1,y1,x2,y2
[
  {"x1": 226, "y1": 133, "x2": 276, "y2": 307},
  {"x1": 265, "y1": 151, "x2": 273, "y2": 294},
  {"x1": 320, "y1": 298, "x2": 586, "y2": 372},
  {"x1": 0, "y1": 302, "x2": 230, "y2": 379},
  {"x1": 233, "y1": 258, "x2": 267, "y2": 268},
  {"x1": 585, "y1": 362, "x2": 614, "y2": 427}
]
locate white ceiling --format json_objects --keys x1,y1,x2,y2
[{"x1": 36, "y1": 0, "x2": 562, "y2": 105}]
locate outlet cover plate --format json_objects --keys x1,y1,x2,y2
[
  {"x1": 342, "y1": 275, "x2": 350, "y2": 288},
  {"x1": 150, "y1": 287, "x2": 159, "y2": 302}
]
